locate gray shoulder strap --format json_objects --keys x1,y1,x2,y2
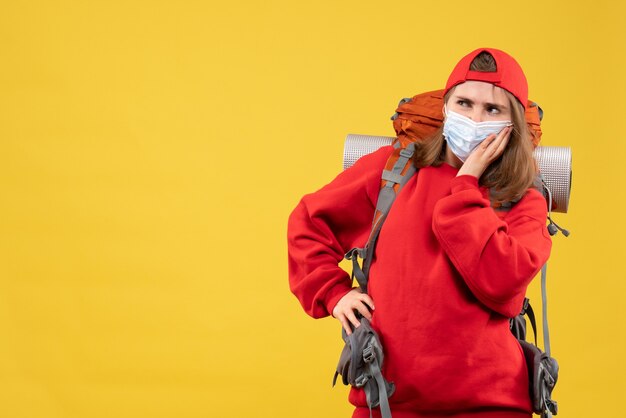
[
  {"x1": 346, "y1": 142, "x2": 419, "y2": 292},
  {"x1": 541, "y1": 263, "x2": 552, "y2": 357},
  {"x1": 361, "y1": 143, "x2": 417, "y2": 284}
]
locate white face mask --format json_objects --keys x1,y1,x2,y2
[{"x1": 442, "y1": 108, "x2": 512, "y2": 162}]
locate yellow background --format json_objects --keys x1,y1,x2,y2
[{"x1": 1, "y1": 1, "x2": 625, "y2": 417}]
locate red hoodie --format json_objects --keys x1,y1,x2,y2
[{"x1": 288, "y1": 146, "x2": 552, "y2": 418}]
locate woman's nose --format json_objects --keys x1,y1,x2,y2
[{"x1": 468, "y1": 108, "x2": 483, "y2": 123}]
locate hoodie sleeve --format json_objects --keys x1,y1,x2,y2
[
  {"x1": 287, "y1": 146, "x2": 392, "y2": 318},
  {"x1": 432, "y1": 175, "x2": 552, "y2": 318}
]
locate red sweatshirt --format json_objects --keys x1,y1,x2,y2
[{"x1": 288, "y1": 146, "x2": 552, "y2": 418}]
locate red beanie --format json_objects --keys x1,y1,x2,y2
[{"x1": 444, "y1": 48, "x2": 528, "y2": 109}]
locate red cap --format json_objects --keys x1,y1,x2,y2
[{"x1": 444, "y1": 48, "x2": 528, "y2": 109}]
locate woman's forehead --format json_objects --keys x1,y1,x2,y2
[{"x1": 451, "y1": 81, "x2": 509, "y2": 105}]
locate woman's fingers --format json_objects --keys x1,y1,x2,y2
[
  {"x1": 359, "y1": 293, "x2": 375, "y2": 312},
  {"x1": 337, "y1": 314, "x2": 353, "y2": 335},
  {"x1": 345, "y1": 309, "x2": 361, "y2": 330},
  {"x1": 481, "y1": 133, "x2": 497, "y2": 149},
  {"x1": 457, "y1": 126, "x2": 512, "y2": 179},
  {"x1": 332, "y1": 289, "x2": 376, "y2": 335},
  {"x1": 481, "y1": 126, "x2": 511, "y2": 161},
  {"x1": 353, "y1": 300, "x2": 373, "y2": 321},
  {"x1": 492, "y1": 126, "x2": 511, "y2": 157},
  {"x1": 335, "y1": 308, "x2": 361, "y2": 336}
]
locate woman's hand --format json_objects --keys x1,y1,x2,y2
[
  {"x1": 332, "y1": 288, "x2": 375, "y2": 335},
  {"x1": 457, "y1": 126, "x2": 512, "y2": 179}
]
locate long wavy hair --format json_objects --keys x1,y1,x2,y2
[{"x1": 413, "y1": 52, "x2": 536, "y2": 206}]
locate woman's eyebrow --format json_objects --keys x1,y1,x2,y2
[
  {"x1": 455, "y1": 96, "x2": 473, "y2": 104},
  {"x1": 454, "y1": 96, "x2": 509, "y2": 110}
]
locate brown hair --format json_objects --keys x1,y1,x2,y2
[{"x1": 413, "y1": 52, "x2": 536, "y2": 205}]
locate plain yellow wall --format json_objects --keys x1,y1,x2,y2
[{"x1": 1, "y1": 1, "x2": 625, "y2": 417}]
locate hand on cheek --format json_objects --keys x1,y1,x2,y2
[{"x1": 457, "y1": 126, "x2": 512, "y2": 179}]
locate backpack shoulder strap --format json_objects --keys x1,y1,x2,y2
[
  {"x1": 541, "y1": 263, "x2": 552, "y2": 357},
  {"x1": 511, "y1": 264, "x2": 552, "y2": 354},
  {"x1": 345, "y1": 142, "x2": 418, "y2": 292}
]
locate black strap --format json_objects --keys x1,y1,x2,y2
[{"x1": 345, "y1": 248, "x2": 368, "y2": 291}]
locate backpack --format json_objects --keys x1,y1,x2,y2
[
  {"x1": 333, "y1": 91, "x2": 566, "y2": 418},
  {"x1": 333, "y1": 317, "x2": 395, "y2": 418}
]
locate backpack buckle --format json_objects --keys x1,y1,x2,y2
[
  {"x1": 355, "y1": 374, "x2": 370, "y2": 387},
  {"x1": 546, "y1": 399, "x2": 558, "y2": 415},
  {"x1": 399, "y1": 148, "x2": 414, "y2": 158},
  {"x1": 362, "y1": 345, "x2": 374, "y2": 363},
  {"x1": 542, "y1": 365, "x2": 556, "y2": 387},
  {"x1": 344, "y1": 247, "x2": 365, "y2": 261}
]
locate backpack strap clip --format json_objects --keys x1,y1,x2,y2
[
  {"x1": 399, "y1": 147, "x2": 414, "y2": 159},
  {"x1": 355, "y1": 374, "x2": 370, "y2": 387},
  {"x1": 345, "y1": 247, "x2": 365, "y2": 260},
  {"x1": 362, "y1": 345, "x2": 374, "y2": 363}
]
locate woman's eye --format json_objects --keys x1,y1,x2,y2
[
  {"x1": 456, "y1": 100, "x2": 468, "y2": 107},
  {"x1": 487, "y1": 106, "x2": 500, "y2": 114}
]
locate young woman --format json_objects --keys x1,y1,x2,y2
[{"x1": 288, "y1": 48, "x2": 552, "y2": 418}]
